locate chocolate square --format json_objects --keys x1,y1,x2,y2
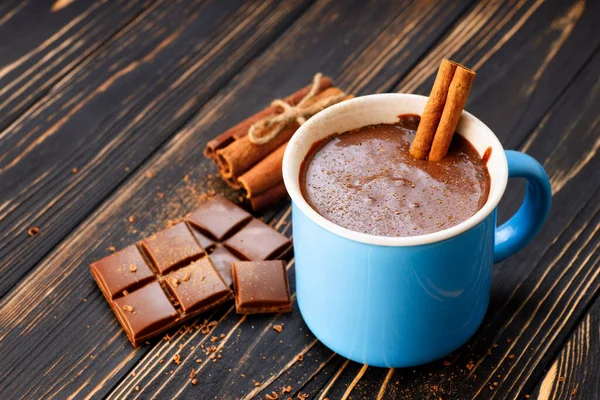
[
  {"x1": 232, "y1": 261, "x2": 292, "y2": 314},
  {"x1": 208, "y1": 246, "x2": 240, "y2": 286},
  {"x1": 113, "y1": 282, "x2": 178, "y2": 346},
  {"x1": 187, "y1": 195, "x2": 252, "y2": 240},
  {"x1": 164, "y1": 257, "x2": 233, "y2": 314},
  {"x1": 225, "y1": 219, "x2": 290, "y2": 261},
  {"x1": 90, "y1": 245, "x2": 155, "y2": 299},
  {"x1": 141, "y1": 222, "x2": 204, "y2": 274}
]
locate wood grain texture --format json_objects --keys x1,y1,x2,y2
[
  {"x1": 1, "y1": 0, "x2": 600, "y2": 399},
  {"x1": 0, "y1": 0, "x2": 474, "y2": 398},
  {"x1": 0, "y1": 0, "x2": 312, "y2": 298},
  {"x1": 531, "y1": 298, "x2": 600, "y2": 400},
  {"x1": 0, "y1": 0, "x2": 149, "y2": 131}
]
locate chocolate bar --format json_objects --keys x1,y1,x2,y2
[
  {"x1": 91, "y1": 223, "x2": 233, "y2": 346},
  {"x1": 90, "y1": 196, "x2": 291, "y2": 346},
  {"x1": 232, "y1": 261, "x2": 292, "y2": 314}
]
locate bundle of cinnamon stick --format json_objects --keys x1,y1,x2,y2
[
  {"x1": 204, "y1": 74, "x2": 352, "y2": 211},
  {"x1": 410, "y1": 59, "x2": 475, "y2": 161}
]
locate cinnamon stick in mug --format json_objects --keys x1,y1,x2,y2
[
  {"x1": 429, "y1": 66, "x2": 475, "y2": 161},
  {"x1": 409, "y1": 60, "x2": 458, "y2": 160},
  {"x1": 410, "y1": 59, "x2": 475, "y2": 161}
]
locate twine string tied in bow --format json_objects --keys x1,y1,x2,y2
[{"x1": 248, "y1": 73, "x2": 347, "y2": 145}]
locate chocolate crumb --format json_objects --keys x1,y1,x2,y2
[
  {"x1": 297, "y1": 354, "x2": 303, "y2": 362},
  {"x1": 182, "y1": 271, "x2": 191, "y2": 282},
  {"x1": 443, "y1": 360, "x2": 451, "y2": 366},
  {"x1": 201, "y1": 327, "x2": 210, "y2": 335},
  {"x1": 282, "y1": 386, "x2": 292, "y2": 394},
  {"x1": 255, "y1": 382, "x2": 261, "y2": 387},
  {"x1": 28, "y1": 227, "x2": 40, "y2": 237},
  {"x1": 146, "y1": 171, "x2": 154, "y2": 178},
  {"x1": 298, "y1": 394, "x2": 308, "y2": 400},
  {"x1": 72, "y1": 168, "x2": 78, "y2": 174},
  {"x1": 196, "y1": 358, "x2": 202, "y2": 363},
  {"x1": 135, "y1": 386, "x2": 139, "y2": 391},
  {"x1": 508, "y1": 354, "x2": 515, "y2": 359},
  {"x1": 211, "y1": 336, "x2": 219, "y2": 343},
  {"x1": 130, "y1": 264, "x2": 137, "y2": 273},
  {"x1": 220, "y1": 334, "x2": 225, "y2": 338},
  {"x1": 190, "y1": 368, "x2": 197, "y2": 379},
  {"x1": 273, "y1": 324, "x2": 283, "y2": 333},
  {"x1": 208, "y1": 321, "x2": 218, "y2": 327},
  {"x1": 266, "y1": 392, "x2": 279, "y2": 400},
  {"x1": 122, "y1": 305, "x2": 134, "y2": 312},
  {"x1": 159, "y1": 359, "x2": 164, "y2": 364},
  {"x1": 173, "y1": 353, "x2": 181, "y2": 365},
  {"x1": 108, "y1": 246, "x2": 116, "y2": 252},
  {"x1": 191, "y1": 379, "x2": 198, "y2": 385},
  {"x1": 169, "y1": 277, "x2": 179, "y2": 288},
  {"x1": 128, "y1": 216, "x2": 135, "y2": 223},
  {"x1": 466, "y1": 361, "x2": 474, "y2": 370}
]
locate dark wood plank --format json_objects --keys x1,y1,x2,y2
[
  {"x1": 530, "y1": 297, "x2": 600, "y2": 400},
  {"x1": 0, "y1": 0, "x2": 474, "y2": 398},
  {"x1": 0, "y1": 0, "x2": 312, "y2": 298},
  {"x1": 0, "y1": 0, "x2": 149, "y2": 131}
]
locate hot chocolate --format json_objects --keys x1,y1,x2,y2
[{"x1": 300, "y1": 115, "x2": 490, "y2": 237}]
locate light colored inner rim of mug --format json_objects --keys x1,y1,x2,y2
[{"x1": 282, "y1": 93, "x2": 509, "y2": 247}]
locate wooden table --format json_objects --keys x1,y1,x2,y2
[{"x1": 1, "y1": 1, "x2": 598, "y2": 398}]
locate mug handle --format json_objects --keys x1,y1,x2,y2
[{"x1": 494, "y1": 150, "x2": 552, "y2": 263}]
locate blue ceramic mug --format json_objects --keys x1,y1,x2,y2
[{"x1": 282, "y1": 94, "x2": 551, "y2": 368}]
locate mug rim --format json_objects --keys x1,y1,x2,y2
[{"x1": 282, "y1": 93, "x2": 508, "y2": 247}]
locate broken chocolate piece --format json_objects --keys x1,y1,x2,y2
[{"x1": 232, "y1": 261, "x2": 292, "y2": 314}]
